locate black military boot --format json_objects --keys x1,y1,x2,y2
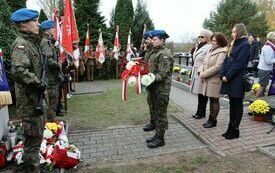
[
  {"x1": 146, "y1": 135, "x2": 157, "y2": 143},
  {"x1": 143, "y1": 123, "x2": 155, "y2": 131},
  {"x1": 147, "y1": 136, "x2": 165, "y2": 148}
]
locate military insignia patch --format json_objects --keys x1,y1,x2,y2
[{"x1": 17, "y1": 45, "x2": 25, "y2": 50}]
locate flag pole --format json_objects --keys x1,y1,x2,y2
[
  {"x1": 115, "y1": 25, "x2": 119, "y2": 79},
  {"x1": 140, "y1": 24, "x2": 147, "y2": 49}
]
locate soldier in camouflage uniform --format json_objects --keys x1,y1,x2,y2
[
  {"x1": 142, "y1": 31, "x2": 156, "y2": 132},
  {"x1": 86, "y1": 47, "x2": 95, "y2": 81},
  {"x1": 145, "y1": 30, "x2": 174, "y2": 148},
  {"x1": 10, "y1": 9, "x2": 45, "y2": 172},
  {"x1": 40, "y1": 20, "x2": 62, "y2": 121}
]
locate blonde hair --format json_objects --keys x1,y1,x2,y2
[
  {"x1": 234, "y1": 23, "x2": 247, "y2": 39},
  {"x1": 227, "y1": 23, "x2": 248, "y2": 56}
]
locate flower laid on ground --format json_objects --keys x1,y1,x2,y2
[
  {"x1": 248, "y1": 99, "x2": 270, "y2": 116},
  {"x1": 126, "y1": 61, "x2": 136, "y2": 70},
  {"x1": 252, "y1": 83, "x2": 261, "y2": 91},
  {"x1": 141, "y1": 73, "x2": 155, "y2": 87},
  {"x1": 173, "y1": 65, "x2": 181, "y2": 73},
  {"x1": 180, "y1": 68, "x2": 188, "y2": 75},
  {"x1": 45, "y1": 122, "x2": 62, "y2": 134},
  {"x1": 128, "y1": 76, "x2": 137, "y2": 86}
]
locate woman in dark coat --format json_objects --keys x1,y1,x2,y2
[{"x1": 220, "y1": 23, "x2": 250, "y2": 140}]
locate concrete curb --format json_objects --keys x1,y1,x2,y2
[{"x1": 171, "y1": 114, "x2": 226, "y2": 157}]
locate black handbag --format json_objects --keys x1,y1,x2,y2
[{"x1": 242, "y1": 74, "x2": 253, "y2": 92}]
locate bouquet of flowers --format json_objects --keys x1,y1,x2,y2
[
  {"x1": 248, "y1": 99, "x2": 270, "y2": 116},
  {"x1": 141, "y1": 73, "x2": 155, "y2": 87},
  {"x1": 252, "y1": 83, "x2": 261, "y2": 92},
  {"x1": 173, "y1": 65, "x2": 181, "y2": 73}
]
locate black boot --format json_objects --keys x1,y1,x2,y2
[
  {"x1": 203, "y1": 100, "x2": 219, "y2": 128},
  {"x1": 225, "y1": 128, "x2": 239, "y2": 140},
  {"x1": 147, "y1": 136, "x2": 165, "y2": 148},
  {"x1": 203, "y1": 117, "x2": 217, "y2": 128},
  {"x1": 143, "y1": 124, "x2": 155, "y2": 131},
  {"x1": 193, "y1": 114, "x2": 205, "y2": 119},
  {"x1": 146, "y1": 135, "x2": 157, "y2": 143}
]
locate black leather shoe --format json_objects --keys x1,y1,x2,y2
[
  {"x1": 147, "y1": 137, "x2": 165, "y2": 148},
  {"x1": 203, "y1": 120, "x2": 217, "y2": 128},
  {"x1": 194, "y1": 114, "x2": 205, "y2": 119},
  {"x1": 146, "y1": 135, "x2": 157, "y2": 143},
  {"x1": 143, "y1": 124, "x2": 155, "y2": 131}
]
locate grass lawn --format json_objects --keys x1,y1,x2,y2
[
  {"x1": 77, "y1": 149, "x2": 275, "y2": 173},
  {"x1": 64, "y1": 86, "x2": 182, "y2": 131}
]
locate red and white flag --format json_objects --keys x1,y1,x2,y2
[
  {"x1": 126, "y1": 30, "x2": 135, "y2": 61},
  {"x1": 95, "y1": 30, "x2": 105, "y2": 64},
  {"x1": 52, "y1": 7, "x2": 66, "y2": 63},
  {"x1": 52, "y1": 7, "x2": 61, "y2": 41},
  {"x1": 62, "y1": 0, "x2": 79, "y2": 60},
  {"x1": 112, "y1": 26, "x2": 120, "y2": 60},
  {"x1": 84, "y1": 25, "x2": 90, "y2": 59}
]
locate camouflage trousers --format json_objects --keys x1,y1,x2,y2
[
  {"x1": 15, "y1": 116, "x2": 44, "y2": 173},
  {"x1": 86, "y1": 65, "x2": 94, "y2": 81},
  {"x1": 147, "y1": 89, "x2": 169, "y2": 137},
  {"x1": 47, "y1": 84, "x2": 58, "y2": 121}
]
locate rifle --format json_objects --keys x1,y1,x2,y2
[{"x1": 35, "y1": 53, "x2": 49, "y2": 115}]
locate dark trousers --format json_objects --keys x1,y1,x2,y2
[{"x1": 229, "y1": 97, "x2": 243, "y2": 129}]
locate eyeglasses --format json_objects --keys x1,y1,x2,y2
[{"x1": 198, "y1": 36, "x2": 205, "y2": 39}]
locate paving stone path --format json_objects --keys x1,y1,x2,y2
[
  {"x1": 69, "y1": 123, "x2": 206, "y2": 163},
  {"x1": 170, "y1": 80, "x2": 275, "y2": 156}
]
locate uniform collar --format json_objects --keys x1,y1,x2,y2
[
  {"x1": 153, "y1": 44, "x2": 165, "y2": 52},
  {"x1": 19, "y1": 31, "x2": 40, "y2": 43}
]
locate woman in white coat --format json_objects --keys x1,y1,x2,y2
[{"x1": 191, "y1": 29, "x2": 213, "y2": 119}]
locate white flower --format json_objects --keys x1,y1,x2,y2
[
  {"x1": 43, "y1": 129, "x2": 54, "y2": 139},
  {"x1": 40, "y1": 139, "x2": 47, "y2": 154},
  {"x1": 180, "y1": 68, "x2": 188, "y2": 75},
  {"x1": 126, "y1": 61, "x2": 136, "y2": 70},
  {"x1": 15, "y1": 151, "x2": 24, "y2": 165},
  {"x1": 128, "y1": 76, "x2": 136, "y2": 86},
  {"x1": 141, "y1": 73, "x2": 155, "y2": 87},
  {"x1": 56, "y1": 135, "x2": 69, "y2": 149}
]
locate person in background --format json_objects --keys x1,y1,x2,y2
[
  {"x1": 248, "y1": 33, "x2": 260, "y2": 77},
  {"x1": 40, "y1": 20, "x2": 62, "y2": 121},
  {"x1": 199, "y1": 32, "x2": 227, "y2": 128},
  {"x1": 256, "y1": 31, "x2": 275, "y2": 97},
  {"x1": 142, "y1": 31, "x2": 156, "y2": 132},
  {"x1": 190, "y1": 29, "x2": 213, "y2": 119},
  {"x1": 86, "y1": 46, "x2": 95, "y2": 81},
  {"x1": 220, "y1": 23, "x2": 251, "y2": 140}
]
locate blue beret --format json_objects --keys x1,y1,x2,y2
[
  {"x1": 143, "y1": 31, "x2": 152, "y2": 39},
  {"x1": 10, "y1": 8, "x2": 39, "y2": 23},
  {"x1": 150, "y1": 30, "x2": 169, "y2": 39},
  {"x1": 41, "y1": 20, "x2": 55, "y2": 29}
]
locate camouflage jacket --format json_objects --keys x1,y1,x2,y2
[
  {"x1": 40, "y1": 33, "x2": 61, "y2": 85},
  {"x1": 11, "y1": 32, "x2": 43, "y2": 117},
  {"x1": 144, "y1": 46, "x2": 153, "y2": 63},
  {"x1": 148, "y1": 45, "x2": 174, "y2": 95}
]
